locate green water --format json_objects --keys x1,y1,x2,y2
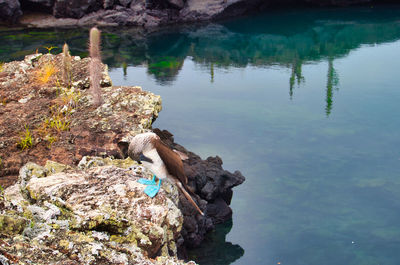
[{"x1": 2, "y1": 5, "x2": 400, "y2": 265}]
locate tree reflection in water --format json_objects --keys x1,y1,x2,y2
[
  {"x1": 1, "y1": 6, "x2": 399, "y2": 115},
  {"x1": 326, "y1": 58, "x2": 340, "y2": 116}
]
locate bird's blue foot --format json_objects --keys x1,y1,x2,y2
[
  {"x1": 138, "y1": 175, "x2": 156, "y2": 185},
  {"x1": 144, "y1": 180, "x2": 162, "y2": 198}
]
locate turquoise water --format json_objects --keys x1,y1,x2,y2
[
  {"x1": 1, "y1": 5, "x2": 400, "y2": 265},
  {"x1": 107, "y1": 7, "x2": 400, "y2": 265}
]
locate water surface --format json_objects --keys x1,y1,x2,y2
[{"x1": 1, "y1": 6, "x2": 400, "y2": 265}]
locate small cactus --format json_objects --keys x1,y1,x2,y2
[
  {"x1": 89, "y1": 27, "x2": 103, "y2": 106},
  {"x1": 62, "y1": 43, "x2": 71, "y2": 87},
  {"x1": 90, "y1": 27, "x2": 101, "y2": 59}
]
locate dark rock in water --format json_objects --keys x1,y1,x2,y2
[
  {"x1": 0, "y1": 0, "x2": 22, "y2": 23},
  {"x1": 152, "y1": 128, "x2": 245, "y2": 251},
  {"x1": 206, "y1": 197, "x2": 233, "y2": 224}
]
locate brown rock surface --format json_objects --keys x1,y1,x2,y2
[{"x1": 0, "y1": 52, "x2": 161, "y2": 188}]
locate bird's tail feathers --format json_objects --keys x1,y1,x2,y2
[{"x1": 175, "y1": 181, "x2": 204, "y2": 216}]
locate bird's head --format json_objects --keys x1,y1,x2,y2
[{"x1": 128, "y1": 132, "x2": 159, "y2": 164}]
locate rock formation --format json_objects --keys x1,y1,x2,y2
[
  {"x1": 0, "y1": 140, "x2": 244, "y2": 263},
  {"x1": 151, "y1": 129, "x2": 245, "y2": 252},
  {"x1": 1, "y1": 0, "x2": 377, "y2": 28},
  {"x1": 0, "y1": 158, "x2": 196, "y2": 264},
  {"x1": 0, "y1": 51, "x2": 244, "y2": 263},
  {"x1": 0, "y1": 0, "x2": 22, "y2": 23}
]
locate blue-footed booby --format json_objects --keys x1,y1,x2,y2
[{"x1": 128, "y1": 132, "x2": 204, "y2": 216}]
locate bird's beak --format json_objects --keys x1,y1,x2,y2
[{"x1": 139, "y1": 153, "x2": 153, "y2": 164}]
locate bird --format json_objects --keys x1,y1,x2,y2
[{"x1": 128, "y1": 132, "x2": 204, "y2": 216}]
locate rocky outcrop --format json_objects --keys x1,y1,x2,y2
[
  {"x1": 0, "y1": 51, "x2": 245, "y2": 263},
  {"x1": 53, "y1": 0, "x2": 102, "y2": 18},
  {"x1": 1, "y1": 158, "x2": 196, "y2": 264},
  {"x1": 2, "y1": 0, "x2": 378, "y2": 28},
  {"x1": 104, "y1": 128, "x2": 245, "y2": 254},
  {"x1": 151, "y1": 129, "x2": 245, "y2": 252},
  {"x1": 0, "y1": 0, "x2": 22, "y2": 23},
  {"x1": 0, "y1": 142, "x2": 244, "y2": 263}
]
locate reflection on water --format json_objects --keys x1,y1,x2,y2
[
  {"x1": 326, "y1": 58, "x2": 339, "y2": 116},
  {"x1": 188, "y1": 220, "x2": 244, "y2": 265},
  {"x1": 2, "y1": 5, "x2": 400, "y2": 265},
  {"x1": 1, "y1": 7, "x2": 400, "y2": 115},
  {"x1": 289, "y1": 58, "x2": 305, "y2": 99}
]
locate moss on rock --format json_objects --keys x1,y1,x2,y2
[
  {"x1": 0, "y1": 214, "x2": 28, "y2": 235},
  {"x1": 44, "y1": 160, "x2": 72, "y2": 174}
]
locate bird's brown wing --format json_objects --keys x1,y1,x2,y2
[{"x1": 152, "y1": 138, "x2": 188, "y2": 186}]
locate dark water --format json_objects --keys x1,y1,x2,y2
[{"x1": 2, "y1": 5, "x2": 400, "y2": 265}]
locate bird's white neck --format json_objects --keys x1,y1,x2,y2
[{"x1": 142, "y1": 148, "x2": 168, "y2": 179}]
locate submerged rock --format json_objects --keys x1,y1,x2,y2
[{"x1": 1, "y1": 159, "x2": 196, "y2": 264}]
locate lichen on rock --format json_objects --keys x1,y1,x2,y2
[
  {"x1": 0, "y1": 158, "x2": 195, "y2": 264},
  {"x1": 0, "y1": 214, "x2": 29, "y2": 235}
]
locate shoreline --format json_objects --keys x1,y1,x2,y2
[{"x1": 1, "y1": 1, "x2": 400, "y2": 30}]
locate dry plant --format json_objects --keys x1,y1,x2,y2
[
  {"x1": 36, "y1": 105, "x2": 70, "y2": 147},
  {"x1": 57, "y1": 91, "x2": 80, "y2": 109},
  {"x1": 0, "y1": 97, "x2": 7, "y2": 106},
  {"x1": 47, "y1": 105, "x2": 71, "y2": 132},
  {"x1": 47, "y1": 116, "x2": 70, "y2": 132},
  {"x1": 35, "y1": 63, "x2": 58, "y2": 85},
  {"x1": 36, "y1": 119, "x2": 51, "y2": 137}
]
